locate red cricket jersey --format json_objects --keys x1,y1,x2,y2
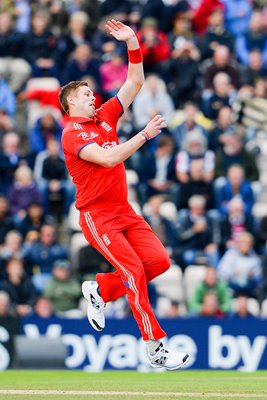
[{"x1": 62, "y1": 96, "x2": 128, "y2": 210}]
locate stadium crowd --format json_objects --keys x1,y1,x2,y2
[{"x1": 1, "y1": 0, "x2": 267, "y2": 320}]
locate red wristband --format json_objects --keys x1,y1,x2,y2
[
  {"x1": 141, "y1": 130, "x2": 152, "y2": 141},
  {"x1": 128, "y1": 48, "x2": 143, "y2": 64}
]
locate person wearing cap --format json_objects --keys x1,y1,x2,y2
[
  {"x1": 136, "y1": 17, "x2": 171, "y2": 73},
  {"x1": 44, "y1": 259, "x2": 81, "y2": 315}
]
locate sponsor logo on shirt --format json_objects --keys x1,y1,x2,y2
[
  {"x1": 101, "y1": 121, "x2": 112, "y2": 132},
  {"x1": 102, "y1": 141, "x2": 116, "y2": 149},
  {"x1": 77, "y1": 131, "x2": 99, "y2": 141}
]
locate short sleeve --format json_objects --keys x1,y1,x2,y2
[
  {"x1": 96, "y1": 96, "x2": 123, "y2": 127},
  {"x1": 62, "y1": 129, "x2": 96, "y2": 157}
]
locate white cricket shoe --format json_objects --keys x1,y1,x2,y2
[
  {"x1": 82, "y1": 281, "x2": 105, "y2": 331},
  {"x1": 148, "y1": 343, "x2": 190, "y2": 370}
]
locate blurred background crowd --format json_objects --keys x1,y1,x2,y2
[{"x1": 1, "y1": 0, "x2": 267, "y2": 321}]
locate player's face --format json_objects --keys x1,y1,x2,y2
[{"x1": 73, "y1": 86, "x2": 96, "y2": 117}]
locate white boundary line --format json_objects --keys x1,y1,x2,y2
[{"x1": 0, "y1": 391, "x2": 266, "y2": 397}]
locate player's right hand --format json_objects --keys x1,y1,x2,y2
[{"x1": 144, "y1": 115, "x2": 167, "y2": 139}]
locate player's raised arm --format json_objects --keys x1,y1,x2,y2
[{"x1": 105, "y1": 19, "x2": 144, "y2": 111}]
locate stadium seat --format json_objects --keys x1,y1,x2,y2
[
  {"x1": 261, "y1": 298, "x2": 267, "y2": 317},
  {"x1": 159, "y1": 201, "x2": 178, "y2": 221},
  {"x1": 142, "y1": 200, "x2": 178, "y2": 221},
  {"x1": 183, "y1": 265, "x2": 207, "y2": 303},
  {"x1": 70, "y1": 232, "x2": 88, "y2": 268},
  {"x1": 67, "y1": 202, "x2": 82, "y2": 233},
  {"x1": 126, "y1": 169, "x2": 139, "y2": 202},
  {"x1": 129, "y1": 200, "x2": 142, "y2": 215},
  {"x1": 26, "y1": 77, "x2": 61, "y2": 127},
  {"x1": 153, "y1": 264, "x2": 184, "y2": 303}
]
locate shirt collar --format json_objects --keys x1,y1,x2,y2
[{"x1": 68, "y1": 116, "x2": 95, "y2": 124}]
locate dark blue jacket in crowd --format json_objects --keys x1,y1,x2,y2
[
  {"x1": 0, "y1": 29, "x2": 27, "y2": 58},
  {"x1": 236, "y1": 31, "x2": 267, "y2": 65},
  {"x1": 219, "y1": 180, "x2": 254, "y2": 216},
  {"x1": 138, "y1": 152, "x2": 177, "y2": 183},
  {"x1": 29, "y1": 118, "x2": 63, "y2": 153},
  {"x1": 62, "y1": 58, "x2": 102, "y2": 86},
  {"x1": 24, "y1": 240, "x2": 68, "y2": 275}
]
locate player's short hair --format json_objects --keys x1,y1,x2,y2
[{"x1": 59, "y1": 80, "x2": 88, "y2": 114}]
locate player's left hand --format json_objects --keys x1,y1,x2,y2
[{"x1": 105, "y1": 19, "x2": 135, "y2": 42}]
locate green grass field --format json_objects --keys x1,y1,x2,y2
[{"x1": 0, "y1": 370, "x2": 266, "y2": 400}]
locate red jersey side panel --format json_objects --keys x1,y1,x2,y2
[{"x1": 62, "y1": 96, "x2": 128, "y2": 210}]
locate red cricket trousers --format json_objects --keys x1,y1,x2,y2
[{"x1": 79, "y1": 201, "x2": 169, "y2": 341}]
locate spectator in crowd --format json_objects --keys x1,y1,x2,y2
[
  {"x1": 78, "y1": 244, "x2": 113, "y2": 278},
  {"x1": 208, "y1": 106, "x2": 234, "y2": 151},
  {"x1": 33, "y1": 296, "x2": 54, "y2": 318},
  {"x1": 62, "y1": 43, "x2": 101, "y2": 86},
  {"x1": 256, "y1": 213, "x2": 267, "y2": 255},
  {"x1": 231, "y1": 294, "x2": 256, "y2": 318},
  {"x1": 220, "y1": 197, "x2": 255, "y2": 252},
  {"x1": 1, "y1": 258, "x2": 37, "y2": 317},
  {"x1": 26, "y1": 10, "x2": 59, "y2": 78},
  {"x1": 136, "y1": 17, "x2": 171, "y2": 74},
  {"x1": 34, "y1": 139, "x2": 75, "y2": 217},
  {"x1": 241, "y1": 50, "x2": 267, "y2": 86},
  {"x1": 132, "y1": 74, "x2": 175, "y2": 134},
  {"x1": 0, "y1": 230, "x2": 25, "y2": 276},
  {"x1": 14, "y1": 0, "x2": 31, "y2": 34},
  {"x1": 137, "y1": 135, "x2": 178, "y2": 204},
  {"x1": 203, "y1": 45, "x2": 240, "y2": 90},
  {"x1": 44, "y1": 259, "x2": 81, "y2": 315},
  {"x1": 217, "y1": 232, "x2": 263, "y2": 298},
  {"x1": 0, "y1": 78, "x2": 16, "y2": 119},
  {"x1": 178, "y1": 159, "x2": 214, "y2": 210},
  {"x1": 174, "y1": 195, "x2": 220, "y2": 270},
  {"x1": 168, "y1": 10, "x2": 198, "y2": 60},
  {"x1": 24, "y1": 223, "x2": 68, "y2": 292},
  {"x1": 0, "y1": 132, "x2": 22, "y2": 195},
  {"x1": 223, "y1": 0, "x2": 252, "y2": 38},
  {"x1": 202, "y1": 72, "x2": 236, "y2": 120},
  {"x1": 100, "y1": 48, "x2": 128, "y2": 99},
  {"x1": 189, "y1": 266, "x2": 232, "y2": 315},
  {"x1": 143, "y1": 195, "x2": 177, "y2": 250},
  {"x1": 92, "y1": 17, "x2": 125, "y2": 62},
  {"x1": 192, "y1": 0, "x2": 224, "y2": 36},
  {"x1": 215, "y1": 164, "x2": 255, "y2": 216},
  {"x1": 175, "y1": 129, "x2": 215, "y2": 184},
  {"x1": 29, "y1": 111, "x2": 63, "y2": 154},
  {"x1": 167, "y1": 12, "x2": 200, "y2": 106},
  {"x1": 8, "y1": 165, "x2": 43, "y2": 223},
  {"x1": 0, "y1": 291, "x2": 12, "y2": 317},
  {"x1": 198, "y1": 291, "x2": 225, "y2": 317},
  {"x1": 16, "y1": 202, "x2": 51, "y2": 239},
  {"x1": 164, "y1": 300, "x2": 181, "y2": 318},
  {"x1": 234, "y1": 79, "x2": 267, "y2": 143},
  {"x1": 57, "y1": 11, "x2": 91, "y2": 68},
  {"x1": 0, "y1": 11, "x2": 31, "y2": 93},
  {"x1": 0, "y1": 195, "x2": 14, "y2": 245},
  {"x1": 171, "y1": 102, "x2": 208, "y2": 151},
  {"x1": 235, "y1": 10, "x2": 267, "y2": 66},
  {"x1": 197, "y1": 6, "x2": 234, "y2": 60},
  {"x1": 215, "y1": 130, "x2": 259, "y2": 181}
]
